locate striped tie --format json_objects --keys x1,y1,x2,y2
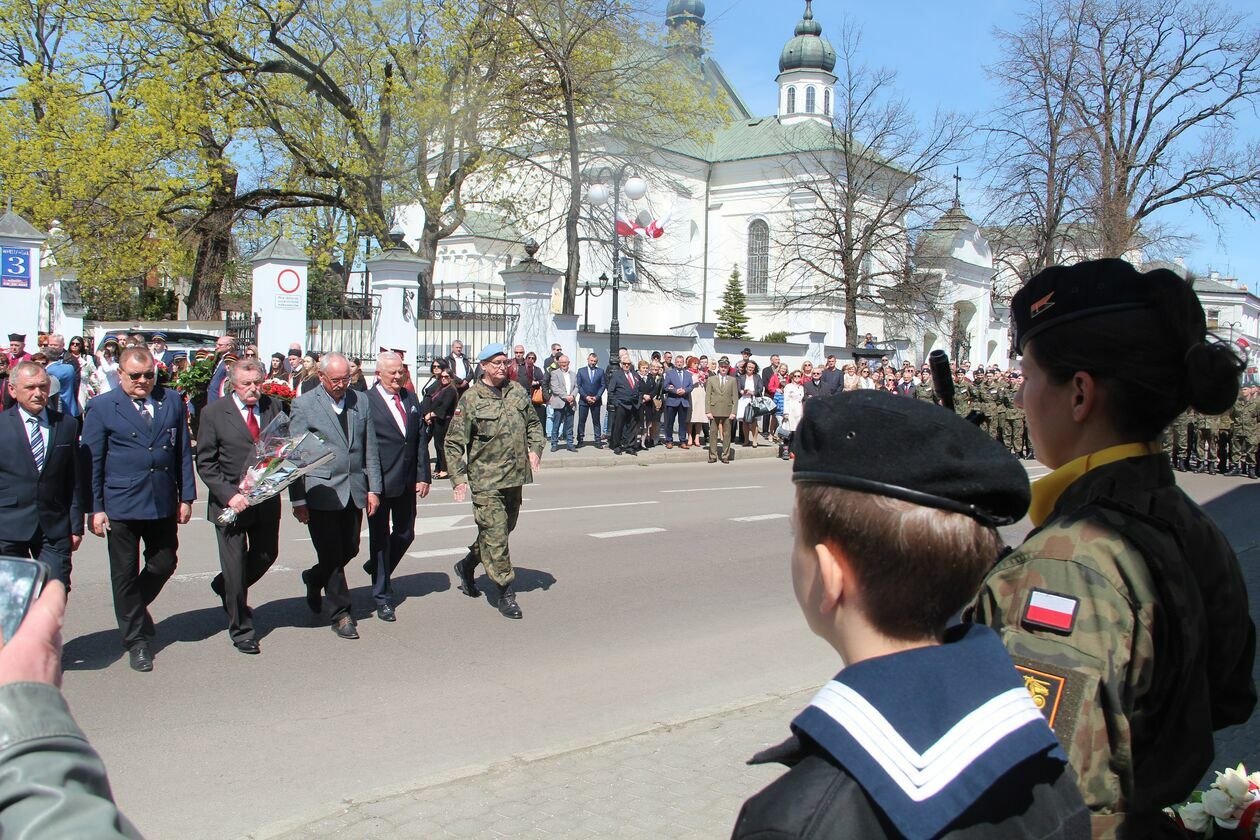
[{"x1": 28, "y1": 417, "x2": 44, "y2": 471}]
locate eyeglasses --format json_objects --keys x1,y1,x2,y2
[
  {"x1": 482, "y1": 359, "x2": 508, "y2": 368},
  {"x1": 123, "y1": 371, "x2": 155, "y2": 381},
  {"x1": 324, "y1": 376, "x2": 350, "y2": 384},
  {"x1": 244, "y1": 352, "x2": 257, "y2": 357}
]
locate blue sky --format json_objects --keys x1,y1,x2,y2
[{"x1": 699, "y1": 0, "x2": 1260, "y2": 290}]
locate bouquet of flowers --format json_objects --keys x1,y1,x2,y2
[
  {"x1": 217, "y1": 413, "x2": 335, "y2": 525},
  {"x1": 261, "y1": 381, "x2": 296, "y2": 403},
  {"x1": 1168, "y1": 764, "x2": 1260, "y2": 838}
]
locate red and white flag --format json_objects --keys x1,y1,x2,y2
[{"x1": 1023, "y1": 589, "x2": 1078, "y2": 633}]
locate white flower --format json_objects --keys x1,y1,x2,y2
[
  {"x1": 1177, "y1": 801, "x2": 1212, "y2": 833},
  {"x1": 1203, "y1": 788, "x2": 1240, "y2": 827},
  {"x1": 1218, "y1": 765, "x2": 1253, "y2": 802}
]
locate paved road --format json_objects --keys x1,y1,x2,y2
[{"x1": 56, "y1": 459, "x2": 1256, "y2": 838}]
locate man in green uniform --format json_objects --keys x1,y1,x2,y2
[
  {"x1": 913, "y1": 365, "x2": 936, "y2": 404},
  {"x1": 1229, "y1": 388, "x2": 1258, "y2": 477},
  {"x1": 1166, "y1": 408, "x2": 1192, "y2": 471},
  {"x1": 1003, "y1": 371, "x2": 1027, "y2": 456},
  {"x1": 446, "y1": 343, "x2": 545, "y2": 619},
  {"x1": 1194, "y1": 409, "x2": 1220, "y2": 474}
]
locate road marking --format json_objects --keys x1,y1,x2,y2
[
  {"x1": 660, "y1": 485, "x2": 763, "y2": 494},
  {"x1": 172, "y1": 566, "x2": 293, "y2": 583},
  {"x1": 408, "y1": 548, "x2": 467, "y2": 559},
  {"x1": 731, "y1": 514, "x2": 789, "y2": 522},
  {"x1": 190, "y1": 516, "x2": 206, "y2": 522},
  {"x1": 589, "y1": 527, "x2": 666, "y2": 539},
  {"x1": 522, "y1": 501, "x2": 658, "y2": 514}
]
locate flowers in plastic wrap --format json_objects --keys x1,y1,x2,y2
[
  {"x1": 217, "y1": 413, "x2": 335, "y2": 525},
  {"x1": 1168, "y1": 764, "x2": 1260, "y2": 837}
]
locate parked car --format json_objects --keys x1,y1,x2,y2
[{"x1": 94, "y1": 330, "x2": 221, "y2": 358}]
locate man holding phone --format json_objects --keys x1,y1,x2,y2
[
  {"x1": 82, "y1": 346, "x2": 195, "y2": 673},
  {"x1": 0, "y1": 362, "x2": 84, "y2": 588}
]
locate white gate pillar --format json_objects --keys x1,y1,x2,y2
[
  {"x1": 500, "y1": 240, "x2": 563, "y2": 357},
  {"x1": 251, "y1": 238, "x2": 309, "y2": 355}
]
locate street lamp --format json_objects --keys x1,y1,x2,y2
[
  {"x1": 1223, "y1": 320, "x2": 1243, "y2": 345},
  {"x1": 586, "y1": 165, "x2": 647, "y2": 363},
  {"x1": 576, "y1": 273, "x2": 610, "y2": 332}
]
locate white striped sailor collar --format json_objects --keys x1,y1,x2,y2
[{"x1": 791, "y1": 624, "x2": 1065, "y2": 840}]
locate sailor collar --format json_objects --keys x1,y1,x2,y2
[{"x1": 791, "y1": 624, "x2": 1064, "y2": 840}]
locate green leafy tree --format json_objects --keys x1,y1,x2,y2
[{"x1": 716, "y1": 265, "x2": 749, "y2": 340}]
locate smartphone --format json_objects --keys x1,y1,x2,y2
[{"x1": 0, "y1": 557, "x2": 48, "y2": 644}]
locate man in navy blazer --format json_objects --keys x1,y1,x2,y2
[
  {"x1": 662, "y1": 355, "x2": 695, "y2": 449},
  {"x1": 576, "y1": 352, "x2": 607, "y2": 448},
  {"x1": 0, "y1": 361, "x2": 85, "y2": 588},
  {"x1": 81, "y1": 346, "x2": 195, "y2": 672},
  {"x1": 363, "y1": 352, "x2": 431, "y2": 621}
]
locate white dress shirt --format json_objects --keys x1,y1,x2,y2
[
  {"x1": 19, "y1": 406, "x2": 49, "y2": 460},
  {"x1": 231, "y1": 393, "x2": 260, "y2": 428},
  {"x1": 376, "y1": 383, "x2": 407, "y2": 434}
]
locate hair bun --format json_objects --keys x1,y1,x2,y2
[{"x1": 1185, "y1": 340, "x2": 1243, "y2": 415}]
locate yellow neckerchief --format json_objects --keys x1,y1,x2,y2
[{"x1": 1028, "y1": 442, "x2": 1162, "y2": 527}]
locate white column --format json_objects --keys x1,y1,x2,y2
[
  {"x1": 0, "y1": 211, "x2": 47, "y2": 345},
  {"x1": 367, "y1": 246, "x2": 431, "y2": 360},
  {"x1": 692, "y1": 323, "x2": 717, "y2": 359},
  {"x1": 251, "y1": 238, "x2": 309, "y2": 355},
  {"x1": 552, "y1": 313, "x2": 579, "y2": 361},
  {"x1": 501, "y1": 251, "x2": 563, "y2": 356}
]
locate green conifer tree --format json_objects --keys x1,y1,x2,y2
[{"x1": 716, "y1": 265, "x2": 751, "y2": 340}]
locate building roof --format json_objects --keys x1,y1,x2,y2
[
  {"x1": 665, "y1": 116, "x2": 889, "y2": 165},
  {"x1": 0, "y1": 211, "x2": 46, "y2": 241},
  {"x1": 1193, "y1": 276, "x2": 1243, "y2": 295},
  {"x1": 915, "y1": 202, "x2": 978, "y2": 261},
  {"x1": 456, "y1": 210, "x2": 522, "y2": 243},
  {"x1": 250, "y1": 237, "x2": 307, "y2": 263}
]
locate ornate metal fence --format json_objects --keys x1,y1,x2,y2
[
  {"x1": 308, "y1": 293, "x2": 381, "y2": 360},
  {"x1": 225, "y1": 311, "x2": 259, "y2": 347},
  {"x1": 415, "y1": 298, "x2": 519, "y2": 364}
]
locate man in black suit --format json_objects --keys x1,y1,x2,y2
[
  {"x1": 0, "y1": 361, "x2": 84, "y2": 588},
  {"x1": 819, "y1": 355, "x2": 843, "y2": 395},
  {"x1": 444, "y1": 339, "x2": 474, "y2": 391},
  {"x1": 363, "y1": 351, "x2": 431, "y2": 621},
  {"x1": 194, "y1": 358, "x2": 283, "y2": 654},
  {"x1": 606, "y1": 357, "x2": 644, "y2": 455}
]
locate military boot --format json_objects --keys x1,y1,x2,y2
[
  {"x1": 496, "y1": 585, "x2": 523, "y2": 619},
  {"x1": 454, "y1": 554, "x2": 481, "y2": 598}
]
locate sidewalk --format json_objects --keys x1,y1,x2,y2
[
  {"x1": 541, "y1": 439, "x2": 784, "y2": 470},
  {"x1": 258, "y1": 689, "x2": 814, "y2": 839}
]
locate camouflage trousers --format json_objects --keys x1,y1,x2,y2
[
  {"x1": 1003, "y1": 418, "x2": 1026, "y2": 453},
  {"x1": 468, "y1": 486, "x2": 523, "y2": 587},
  {"x1": 1195, "y1": 428, "x2": 1219, "y2": 466}
]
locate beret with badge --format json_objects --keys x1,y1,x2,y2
[{"x1": 792, "y1": 390, "x2": 1030, "y2": 527}]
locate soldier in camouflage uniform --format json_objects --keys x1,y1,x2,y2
[
  {"x1": 913, "y1": 365, "x2": 936, "y2": 404},
  {"x1": 966, "y1": 259, "x2": 1255, "y2": 839},
  {"x1": 1229, "y1": 388, "x2": 1258, "y2": 477},
  {"x1": 1194, "y1": 409, "x2": 1220, "y2": 473},
  {"x1": 1002, "y1": 371, "x2": 1027, "y2": 457},
  {"x1": 1164, "y1": 408, "x2": 1193, "y2": 471},
  {"x1": 445, "y1": 343, "x2": 545, "y2": 619}
]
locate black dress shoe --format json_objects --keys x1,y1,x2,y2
[
  {"x1": 332, "y1": 616, "x2": 359, "y2": 639},
  {"x1": 129, "y1": 646, "x2": 153, "y2": 672},
  {"x1": 210, "y1": 576, "x2": 227, "y2": 613},
  {"x1": 454, "y1": 556, "x2": 482, "y2": 598},
  {"x1": 301, "y1": 569, "x2": 322, "y2": 614},
  {"x1": 376, "y1": 603, "x2": 396, "y2": 622},
  {"x1": 234, "y1": 639, "x2": 261, "y2": 655},
  {"x1": 497, "y1": 586, "x2": 523, "y2": 619},
  {"x1": 362, "y1": 559, "x2": 374, "y2": 578}
]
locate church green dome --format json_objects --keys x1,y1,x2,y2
[
  {"x1": 666, "y1": 0, "x2": 705, "y2": 22},
  {"x1": 779, "y1": 1, "x2": 836, "y2": 73}
]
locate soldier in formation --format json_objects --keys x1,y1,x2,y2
[{"x1": 1162, "y1": 388, "x2": 1260, "y2": 476}]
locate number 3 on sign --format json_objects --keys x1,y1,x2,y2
[{"x1": 0, "y1": 247, "x2": 30, "y2": 288}]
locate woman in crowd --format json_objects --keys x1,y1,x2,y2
[
  {"x1": 92, "y1": 336, "x2": 121, "y2": 396},
  {"x1": 426, "y1": 368, "x2": 459, "y2": 480},
  {"x1": 842, "y1": 362, "x2": 859, "y2": 391},
  {"x1": 764, "y1": 363, "x2": 784, "y2": 440},
  {"x1": 297, "y1": 353, "x2": 321, "y2": 394},
  {"x1": 68, "y1": 335, "x2": 96, "y2": 407},
  {"x1": 736, "y1": 359, "x2": 764, "y2": 447},
  {"x1": 857, "y1": 367, "x2": 876, "y2": 389},
  {"x1": 419, "y1": 358, "x2": 448, "y2": 403},
  {"x1": 641, "y1": 359, "x2": 664, "y2": 449},
  {"x1": 347, "y1": 357, "x2": 369, "y2": 392},
  {"x1": 686, "y1": 355, "x2": 707, "y2": 448},
  {"x1": 525, "y1": 351, "x2": 547, "y2": 428},
  {"x1": 780, "y1": 369, "x2": 805, "y2": 460},
  {"x1": 266, "y1": 353, "x2": 288, "y2": 383}
]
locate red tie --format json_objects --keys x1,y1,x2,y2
[
  {"x1": 626, "y1": 372, "x2": 634, "y2": 387},
  {"x1": 246, "y1": 408, "x2": 259, "y2": 441},
  {"x1": 393, "y1": 393, "x2": 406, "y2": 430}
]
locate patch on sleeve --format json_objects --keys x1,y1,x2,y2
[
  {"x1": 1022, "y1": 588, "x2": 1078, "y2": 634},
  {"x1": 453, "y1": 406, "x2": 462, "y2": 416},
  {"x1": 1011, "y1": 657, "x2": 1088, "y2": 747}
]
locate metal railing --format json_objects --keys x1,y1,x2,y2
[
  {"x1": 416, "y1": 299, "x2": 519, "y2": 364},
  {"x1": 308, "y1": 293, "x2": 381, "y2": 361}
]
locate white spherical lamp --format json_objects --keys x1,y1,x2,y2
[
  {"x1": 624, "y1": 176, "x2": 648, "y2": 201},
  {"x1": 586, "y1": 184, "x2": 610, "y2": 206}
]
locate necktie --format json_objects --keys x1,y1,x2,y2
[
  {"x1": 626, "y1": 372, "x2": 634, "y2": 388},
  {"x1": 134, "y1": 398, "x2": 152, "y2": 429},
  {"x1": 28, "y1": 417, "x2": 44, "y2": 470},
  {"x1": 393, "y1": 393, "x2": 407, "y2": 432},
  {"x1": 246, "y1": 407, "x2": 259, "y2": 441}
]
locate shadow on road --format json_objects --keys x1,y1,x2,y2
[
  {"x1": 63, "y1": 606, "x2": 225, "y2": 671},
  {"x1": 1200, "y1": 483, "x2": 1260, "y2": 553}
]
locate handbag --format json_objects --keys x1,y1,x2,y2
[
  {"x1": 751, "y1": 396, "x2": 776, "y2": 417},
  {"x1": 652, "y1": 396, "x2": 663, "y2": 411},
  {"x1": 531, "y1": 386, "x2": 544, "y2": 405}
]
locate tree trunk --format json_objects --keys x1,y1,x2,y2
[
  {"x1": 185, "y1": 169, "x2": 238, "y2": 320},
  {"x1": 415, "y1": 220, "x2": 441, "y2": 306},
  {"x1": 561, "y1": 77, "x2": 581, "y2": 316}
]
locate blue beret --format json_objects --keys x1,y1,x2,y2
[{"x1": 478, "y1": 343, "x2": 508, "y2": 363}]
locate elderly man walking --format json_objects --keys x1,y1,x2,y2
[
  {"x1": 446, "y1": 344, "x2": 544, "y2": 619},
  {"x1": 289, "y1": 353, "x2": 382, "y2": 639},
  {"x1": 548, "y1": 354, "x2": 578, "y2": 452}
]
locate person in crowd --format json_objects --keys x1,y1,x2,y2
[
  {"x1": 206, "y1": 335, "x2": 237, "y2": 404},
  {"x1": 347, "y1": 357, "x2": 369, "y2": 392},
  {"x1": 0, "y1": 361, "x2": 83, "y2": 588},
  {"x1": 6, "y1": 332, "x2": 29, "y2": 366},
  {"x1": 732, "y1": 390, "x2": 1088, "y2": 840},
  {"x1": 93, "y1": 337, "x2": 121, "y2": 397},
  {"x1": 607, "y1": 355, "x2": 644, "y2": 455},
  {"x1": 547, "y1": 354, "x2": 579, "y2": 453},
  {"x1": 662, "y1": 351, "x2": 673, "y2": 369},
  {"x1": 297, "y1": 353, "x2": 320, "y2": 394},
  {"x1": 779, "y1": 370, "x2": 804, "y2": 459},
  {"x1": 737, "y1": 359, "x2": 764, "y2": 448},
  {"x1": 524, "y1": 351, "x2": 547, "y2": 428},
  {"x1": 289, "y1": 353, "x2": 382, "y2": 640},
  {"x1": 446, "y1": 344, "x2": 544, "y2": 619},
  {"x1": 857, "y1": 367, "x2": 876, "y2": 389},
  {"x1": 641, "y1": 359, "x2": 664, "y2": 449},
  {"x1": 800, "y1": 360, "x2": 813, "y2": 382},
  {"x1": 687, "y1": 355, "x2": 708, "y2": 448},
  {"x1": 760, "y1": 354, "x2": 781, "y2": 440},
  {"x1": 895, "y1": 368, "x2": 916, "y2": 396},
  {"x1": 285, "y1": 348, "x2": 304, "y2": 387},
  {"x1": 0, "y1": 580, "x2": 140, "y2": 837},
  {"x1": 576, "y1": 352, "x2": 606, "y2": 448},
  {"x1": 967, "y1": 259, "x2": 1256, "y2": 836},
  {"x1": 418, "y1": 358, "x2": 448, "y2": 402},
  {"x1": 444, "y1": 339, "x2": 473, "y2": 390},
  {"x1": 771, "y1": 364, "x2": 788, "y2": 442},
  {"x1": 194, "y1": 358, "x2": 283, "y2": 655},
  {"x1": 662, "y1": 354, "x2": 694, "y2": 449},
  {"x1": 862, "y1": 331, "x2": 876, "y2": 348},
  {"x1": 82, "y1": 346, "x2": 195, "y2": 672},
  {"x1": 149, "y1": 332, "x2": 176, "y2": 368},
  {"x1": 506, "y1": 344, "x2": 536, "y2": 390},
  {"x1": 266, "y1": 353, "x2": 287, "y2": 383},
  {"x1": 363, "y1": 351, "x2": 430, "y2": 622},
  {"x1": 706, "y1": 357, "x2": 738, "y2": 464},
  {"x1": 819, "y1": 355, "x2": 842, "y2": 395},
  {"x1": 68, "y1": 335, "x2": 96, "y2": 407},
  {"x1": 0, "y1": 354, "x2": 9, "y2": 410},
  {"x1": 426, "y1": 367, "x2": 459, "y2": 479},
  {"x1": 803, "y1": 368, "x2": 825, "y2": 401},
  {"x1": 45, "y1": 349, "x2": 79, "y2": 420},
  {"x1": 126, "y1": 332, "x2": 145, "y2": 348}
]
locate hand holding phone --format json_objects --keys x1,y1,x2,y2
[{"x1": 0, "y1": 566, "x2": 64, "y2": 689}]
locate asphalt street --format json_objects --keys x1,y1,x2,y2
[{"x1": 55, "y1": 457, "x2": 1258, "y2": 839}]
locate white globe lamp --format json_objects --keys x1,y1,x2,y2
[
  {"x1": 586, "y1": 184, "x2": 610, "y2": 206},
  {"x1": 624, "y1": 176, "x2": 648, "y2": 201}
]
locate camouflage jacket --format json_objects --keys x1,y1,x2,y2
[
  {"x1": 444, "y1": 378, "x2": 545, "y2": 492},
  {"x1": 967, "y1": 455, "x2": 1256, "y2": 839},
  {"x1": 913, "y1": 381, "x2": 936, "y2": 403},
  {"x1": 1230, "y1": 396, "x2": 1256, "y2": 437}
]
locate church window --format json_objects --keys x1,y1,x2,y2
[
  {"x1": 786, "y1": 87, "x2": 796, "y2": 114},
  {"x1": 806, "y1": 87, "x2": 816, "y2": 114},
  {"x1": 747, "y1": 220, "x2": 769, "y2": 296},
  {"x1": 824, "y1": 89, "x2": 831, "y2": 116}
]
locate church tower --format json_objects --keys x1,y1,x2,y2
[
  {"x1": 666, "y1": 0, "x2": 706, "y2": 60},
  {"x1": 776, "y1": 0, "x2": 836, "y2": 125}
]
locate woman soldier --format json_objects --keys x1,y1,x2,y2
[{"x1": 968, "y1": 259, "x2": 1256, "y2": 839}]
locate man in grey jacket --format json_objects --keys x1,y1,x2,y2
[
  {"x1": 289, "y1": 353, "x2": 383, "y2": 639},
  {"x1": 547, "y1": 355, "x2": 579, "y2": 452},
  {"x1": 0, "y1": 580, "x2": 138, "y2": 837}
]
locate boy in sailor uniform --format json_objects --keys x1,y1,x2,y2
[{"x1": 732, "y1": 390, "x2": 1089, "y2": 840}]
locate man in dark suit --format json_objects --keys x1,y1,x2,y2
[
  {"x1": 194, "y1": 358, "x2": 283, "y2": 654},
  {"x1": 0, "y1": 361, "x2": 84, "y2": 588},
  {"x1": 576, "y1": 352, "x2": 607, "y2": 448},
  {"x1": 82, "y1": 347, "x2": 196, "y2": 672},
  {"x1": 606, "y1": 357, "x2": 644, "y2": 455},
  {"x1": 206, "y1": 334, "x2": 237, "y2": 404},
  {"x1": 819, "y1": 355, "x2": 843, "y2": 395},
  {"x1": 662, "y1": 354, "x2": 694, "y2": 449},
  {"x1": 362, "y1": 351, "x2": 430, "y2": 622},
  {"x1": 289, "y1": 353, "x2": 382, "y2": 640}
]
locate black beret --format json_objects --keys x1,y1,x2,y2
[
  {"x1": 1012, "y1": 258, "x2": 1182, "y2": 353},
  {"x1": 792, "y1": 391, "x2": 1030, "y2": 527}
]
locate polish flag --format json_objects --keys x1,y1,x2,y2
[
  {"x1": 616, "y1": 211, "x2": 646, "y2": 238},
  {"x1": 1238, "y1": 337, "x2": 1250, "y2": 350},
  {"x1": 1025, "y1": 590, "x2": 1078, "y2": 632}
]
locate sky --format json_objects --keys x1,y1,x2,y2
[{"x1": 698, "y1": 0, "x2": 1260, "y2": 290}]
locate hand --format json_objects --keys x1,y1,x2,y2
[
  {"x1": 706, "y1": 413, "x2": 713, "y2": 420},
  {"x1": 416, "y1": 482, "x2": 430, "y2": 499},
  {"x1": 292, "y1": 505, "x2": 310, "y2": 524},
  {"x1": 366, "y1": 493, "x2": 380, "y2": 517},
  {"x1": 70, "y1": 535, "x2": 82, "y2": 552},
  {"x1": 228, "y1": 493, "x2": 250, "y2": 514},
  {"x1": 586, "y1": 396, "x2": 595, "y2": 404},
  {"x1": 528, "y1": 451, "x2": 541, "y2": 471},
  {"x1": 0, "y1": 580, "x2": 66, "y2": 688},
  {"x1": 453, "y1": 483, "x2": 468, "y2": 503},
  {"x1": 178, "y1": 502, "x2": 192, "y2": 524},
  {"x1": 729, "y1": 413, "x2": 736, "y2": 420},
  {"x1": 91, "y1": 512, "x2": 110, "y2": 537}
]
